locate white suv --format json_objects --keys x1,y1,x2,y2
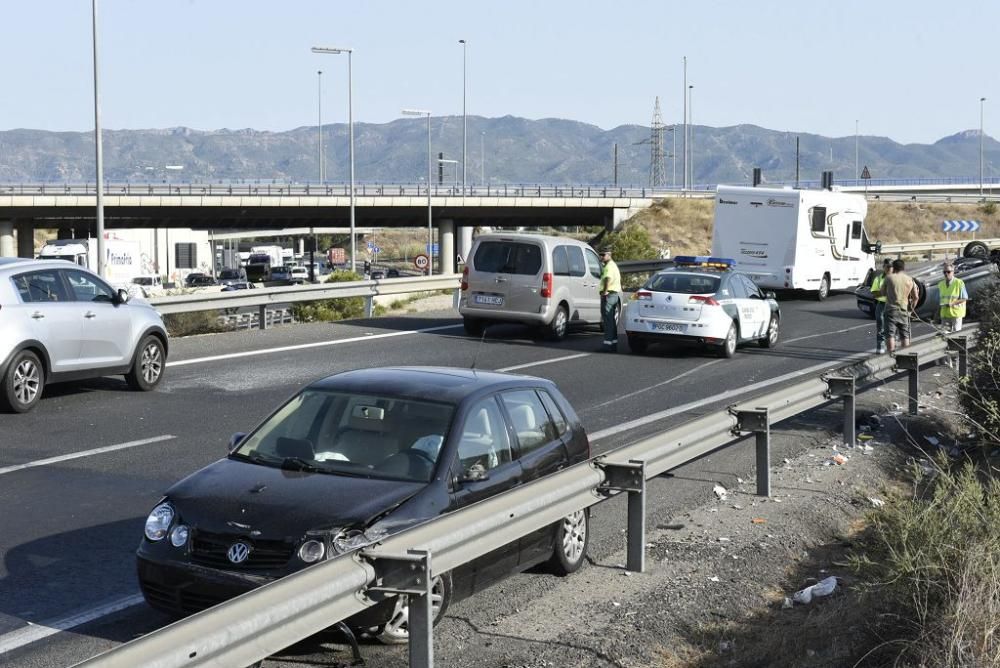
[{"x1": 0, "y1": 258, "x2": 169, "y2": 413}]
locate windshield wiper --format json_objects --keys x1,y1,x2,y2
[
  {"x1": 229, "y1": 451, "x2": 282, "y2": 468},
  {"x1": 280, "y1": 457, "x2": 323, "y2": 473}
]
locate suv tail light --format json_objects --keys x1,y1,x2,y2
[
  {"x1": 461, "y1": 266, "x2": 469, "y2": 291},
  {"x1": 689, "y1": 295, "x2": 720, "y2": 306},
  {"x1": 633, "y1": 290, "x2": 652, "y2": 301},
  {"x1": 541, "y1": 272, "x2": 553, "y2": 299}
]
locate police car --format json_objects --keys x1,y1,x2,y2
[{"x1": 623, "y1": 256, "x2": 780, "y2": 357}]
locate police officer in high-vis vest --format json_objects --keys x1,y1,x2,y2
[
  {"x1": 598, "y1": 246, "x2": 621, "y2": 352},
  {"x1": 870, "y1": 258, "x2": 892, "y2": 354},
  {"x1": 937, "y1": 262, "x2": 968, "y2": 332}
]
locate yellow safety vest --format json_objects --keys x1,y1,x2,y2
[
  {"x1": 600, "y1": 259, "x2": 621, "y2": 293},
  {"x1": 871, "y1": 273, "x2": 887, "y2": 303},
  {"x1": 938, "y1": 277, "x2": 966, "y2": 319}
]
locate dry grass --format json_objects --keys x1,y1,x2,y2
[{"x1": 628, "y1": 198, "x2": 714, "y2": 257}]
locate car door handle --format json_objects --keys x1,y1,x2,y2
[
  {"x1": 31, "y1": 311, "x2": 44, "y2": 320},
  {"x1": 84, "y1": 312, "x2": 96, "y2": 319},
  {"x1": 495, "y1": 277, "x2": 508, "y2": 283}
]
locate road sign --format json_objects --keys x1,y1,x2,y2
[
  {"x1": 942, "y1": 220, "x2": 981, "y2": 233},
  {"x1": 426, "y1": 243, "x2": 440, "y2": 256},
  {"x1": 366, "y1": 241, "x2": 374, "y2": 250},
  {"x1": 414, "y1": 254, "x2": 430, "y2": 270},
  {"x1": 373, "y1": 246, "x2": 381, "y2": 254},
  {"x1": 860, "y1": 166, "x2": 871, "y2": 180}
]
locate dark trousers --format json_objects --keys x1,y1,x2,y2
[
  {"x1": 875, "y1": 301, "x2": 887, "y2": 348},
  {"x1": 602, "y1": 292, "x2": 620, "y2": 345}
]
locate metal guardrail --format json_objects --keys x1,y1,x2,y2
[
  {"x1": 881, "y1": 238, "x2": 1000, "y2": 256},
  {"x1": 72, "y1": 326, "x2": 977, "y2": 668}
]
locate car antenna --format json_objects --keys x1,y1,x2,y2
[{"x1": 470, "y1": 326, "x2": 489, "y2": 372}]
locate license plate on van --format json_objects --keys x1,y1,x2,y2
[
  {"x1": 652, "y1": 322, "x2": 684, "y2": 333},
  {"x1": 474, "y1": 295, "x2": 504, "y2": 306}
]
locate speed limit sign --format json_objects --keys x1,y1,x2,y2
[{"x1": 414, "y1": 254, "x2": 430, "y2": 270}]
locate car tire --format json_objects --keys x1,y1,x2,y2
[
  {"x1": 719, "y1": 322, "x2": 738, "y2": 358},
  {"x1": 758, "y1": 316, "x2": 779, "y2": 348},
  {"x1": 626, "y1": 335, "x2": 648, "y2": 354},
  {"x1": 463, "y1": 317, "x2": 485, "y2": 337},
  {"x1": 545, "y1": 304, "x2": 569, "y2": 341},
  {"x1": 817, "y1": 275, "x2": 830, "y2": 301},
  {"x1": 1, "y1": 350, "x2": 45, "y2": 413},
  {"x1": 375, "y1": 572, "x2": 452, "y2": 645},
  {"x1": 548, "y1": 510, "x2": 589, "y2": 575},
  {"x1": 126, "y1": 335, "x2": 166, "y2": 391},
  {"x1": 964, "y1": 240, "x2": 990, "y2": 259}
]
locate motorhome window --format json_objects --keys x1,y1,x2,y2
[
  {"x1": 647, "y1": 273, "x2": 721, "y2": 295},
  {"x1": 473, "y1": 241, "x2": 542, "y2": 275},
  {"x1": 552, "y1": 246, "x2": 570, "y2": 276},
  {"x1": 851, "y1": 220, "x2": 862, "y2": 239},
  {"x1": 810, "y1": 207, "x2": 827, "y2": 233},
  {"x1": 566, "y1": 246, "x2": 586, "y2": 277}
]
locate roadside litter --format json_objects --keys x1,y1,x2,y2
[
  {"x1": 868, "y1": 497, "x2": 885, "y2": 508},
  {"x1": 713, "y1": 484, "x2": 728, "y2": 500},
  {"x1": 832, "y1": 454, "x2": 848, "y2": 465},
  {"x1": 791, "y1": 576, "x2": 838, "y2": 604}
]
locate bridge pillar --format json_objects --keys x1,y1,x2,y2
[
  {"x1": 458, "y1": 226, "x2": 473, "y2": 266},
  {"x1": 0, "y1": 220, "x2": 14, "y2": 258},
  {"x1": 16, "y1": 221, "x2": 35, "y2": 258},
  {"x1": 439, "y1": 219, "x2": 455, "y2": 275}
]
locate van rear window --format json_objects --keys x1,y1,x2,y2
[{"x1": 473, "y1": 242, "x2": 542, "y2": 275}]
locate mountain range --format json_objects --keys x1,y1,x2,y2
[{"x1": 1, "y1": 116, "x2": 998, "y2": 187}]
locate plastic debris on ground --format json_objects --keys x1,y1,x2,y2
[
  {"x1": 868, "y1": 497, "x2": 885, "y2": 508},
  {"x1": 924, "y1": 435, "x2": 940, "y2": 446},
  {"x1": 709, "y1": 576, "x2": 720, "y2": 582},
  {"x1": 751, "y1": 517, "x2": 767, "y2": 524},
  {"x1": 791, "y1": 576, "x2": 838, "y2": 605},
  {"x1": 832, "y1": 454, "x2": 848, "y2": 465},
  {"x1": 713, "y1": 484, "x2": 728, "y2": 500}
]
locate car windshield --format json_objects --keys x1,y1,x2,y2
[
  {"x1": 219, "y1": 269, "x2": 242, "y2": 279},
  {"x1": 646, "y1": 272, "x2": 721, "y2": 294},
  {"x1": 231, "y1": 390, "x2": 455, "y2": 483}
]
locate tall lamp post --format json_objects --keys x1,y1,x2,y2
[
  {"x1": 981, "y1": 97, "x2": 987, "y2": 197},
  {"x1": 682, "y1": 56, "x2": 687, "y2": 191},
  {"x1": 459, "y1": 39, "x2": 468, "y2": 196},
  {"x1": 317, "y1": 70, "x2": 324, "y2": 183},
  {"x1": 687, "y1": 84, "x2": 694, "y2": 190},
  {"x1": 91, "y1": 0, "x2": 106, "y2": 277},
  {"x1": 480, "y1": 131, "x2": 485, "y2": 186},
  {"x1": 403, "y1": 109, "x2": 433, "y2": 275},
  {"x1": 311, "y1": 46, "x2": 355, "y2": 272}
]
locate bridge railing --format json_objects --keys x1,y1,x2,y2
[{"x1": 71, "y1": 327, "x2": 977, "y2": 668}]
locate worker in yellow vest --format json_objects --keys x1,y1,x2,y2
[
  {"x1": 870, "y1": 258, "x2": 892, "y2": 354},
  {"x1": 936, "y1": 262, "x2": 968, "y2": 332}
]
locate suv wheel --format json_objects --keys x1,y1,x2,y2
[
  {"x1": 545, "y1": 304, "x2": 569, "y2": 341},
  {"x1": 126, "y1": 336, "x2": 165, "y2": 391},
  {"x1": 375, "y1": 573, "x2": 452, "y2": 645},
  {"x1": 549, "y1": 510, "x2": 589, "y2": 575},
  {"x1": 2, "y1": 350, "x2": 44, "y2": 413}
]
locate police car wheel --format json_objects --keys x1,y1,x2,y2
[
  {"x1": 720, "y1": 323, "x2": 738, "y2": 358},
  {"x1": 759, "y1": 316, "x2": 779, "y2": 348}
]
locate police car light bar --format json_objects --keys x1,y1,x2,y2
[{"x1": 673, "y1": 256, "x2": 735, "y2": 269}]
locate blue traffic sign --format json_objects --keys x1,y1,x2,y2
[
  {"x1": 366, "y1": 241, "x2": 374, "y2": 250},
  {"x1": 426, "y1": 243, "x2": 440, "y2": 256},
  {"x1": 373, "y1": 246, "x2": 381, "y2": 254},
  {"x1": 942, "y1": 220, "x2": 981, "y2": 233}
]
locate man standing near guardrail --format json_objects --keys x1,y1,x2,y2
[
  {"x1": 870, "y1": 258, "x2": 892, "y2": 354},
  {"x1": 936, "y1": 262, "x2": 968, "y2": 332},
  {"x1": 598, "y1": 246, "x2": 621, "y2": 352},
  {"x1": 883, "y1": 259, "x2": 919, "y2": 354}
]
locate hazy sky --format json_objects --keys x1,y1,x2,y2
[{"x1": 2, "y1": 0, "x2": 995, "y2": 144}]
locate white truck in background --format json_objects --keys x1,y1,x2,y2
[
  {"x1": 245, "y1": 245, "x2": 286, "y2": 282},
  {"x1": 36, "y1": 238, "x2": 143, "y2": 289},
  {"x1": 710, "y1": 185, "x2": 878, "y2": 300}
]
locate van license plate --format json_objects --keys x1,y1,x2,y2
[
  {"x1": 653, "y1": 322, "x2": 684, "y2": 333},
  {"x1": 475, "y1": 295, "x2": 504, "y2": 306}
]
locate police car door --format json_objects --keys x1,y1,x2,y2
[
  {"x1": 722, "y1": 274, "x2": 754, "y2": 340},
  {"x1": 737, "y1": 274, "x2": 769, "y2": 338}
]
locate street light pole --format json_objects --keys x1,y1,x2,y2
[
  {"x1": 682, "y1": 56, "x2": 687, "y2": 191},
  {"x1": 311, "y1": 46, "x2": 356, "y2": 272},
  {"x1": 403, "y1": 109, "x2": 433, "y2": 275},
  {"x1": 460, "y1": 39, "x2": 467, "y2": 196},
  {"x1": 688, "y1": 84, "x2": 694, "y2": 190},
  {"x1": 981, "y1": 97, "x2": 987, "y2": 197},
  {"x1": 317, "y1": 70, "x2": 323, "y2": 183},
  {"x1": 480, "y1": 131, "x2": 485, "y2": 186},
  {"x1": 91, "y1": 0, "x2": 106, "y2": 277}
]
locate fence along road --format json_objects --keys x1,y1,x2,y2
[{"x1": 70, "y1": 326, "x2": 976, "y2": 668}]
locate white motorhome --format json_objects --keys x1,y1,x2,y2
[{"x1": 710, "y1": 185, "x2": 876, "y2": 300}]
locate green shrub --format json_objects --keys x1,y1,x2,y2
[
  {"x1": 163, "y1": 311, "x2": 229, "y2": 337},
  {"x1": 291, "y1": 270, "x2": 366, "y2": 322},
  {"x1": 601, "y1": 223, "x2": 659, "y2": 261},
  {"x1": 959, "y1": 281, "x2": 1000, "y2": 450},
  {"x1": 981, "y1": 200, "x2": 997, "y2": 216}
]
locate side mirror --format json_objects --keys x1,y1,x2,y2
[
  {"x1": 764, "y1": 291, "x2": 777, "y2": 300},
  {"x1": 458, "y1": 463, "x2": 490, "y2": 484},
  {"x1": 228, "y1": 432, "x2": 247, "y2": 453},
  {"x1": 114, "y1": 288, "x2": 130, "y2": 305}
]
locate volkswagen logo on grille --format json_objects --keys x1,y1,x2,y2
[{"x1": 227, "y1": 542, "x2": 252, "y2": 564}]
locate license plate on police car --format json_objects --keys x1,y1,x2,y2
[
  {"x1": 652, "y1": 322, "x2": 684, "y2": 333},
  {"x1": 474, "y1": 295, "x2": 504, "y2": 306}
]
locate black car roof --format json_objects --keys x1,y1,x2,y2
[{"x1": 309, "y1": 366, "x2": 550, "y2": 404}]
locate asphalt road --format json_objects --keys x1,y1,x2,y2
[{"x1": 0, "y1": 293, "x2": 927, "y2": 667}]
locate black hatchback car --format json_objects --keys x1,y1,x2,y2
[{"x1": 137, "y1": 367, "x2": 591, "y2": 643}]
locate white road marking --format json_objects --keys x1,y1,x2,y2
[
  {"x1": 588, "y1": 350, "x2": 872, "y2": 442},
  {"x1": 586, "y1": 359, "x2": 722, "y2": 412},
  {"x1": 781, "y1": 321, "x2": 873, "y2": 345},
  {"x1": 0, "y1": 435, "x2": 176, "y2": 476},
  {"x1": 0, "y1": 594, "x2": 144, "y2": 656},
  {"x1": 165, "y1": 323, "x2": 464, "y2": 368},
  {"x1": 496, "y1": 352, "x2": 591, "y2": 373}
]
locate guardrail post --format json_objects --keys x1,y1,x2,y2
[
  {"x1": 894, "y1": 352, "x2": 920, "y2": 415},
  {"x1": 825, "y1": 376, "x2": 856, "y2": 446},
  {"x1": 733, "y1": 408, "x2": 770, "y2": 497},
  {"x1": 597, "y1": 460, "x2": 646, "y2": 572},
  {"x1": 365, "y1": 549, "x2": 434, "y2": 668},
  {"x1": 258, "y1": 305, "x2": 268, "y2": 330},
  {"x1": 364, "y1": 295, "x2": 374, "y2": 318},
  {"x1": 948, "y1": 335, "x2": 969, "y2": 377}
]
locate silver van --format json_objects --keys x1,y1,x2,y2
[{"x1": 459, "y1": 233, "x2": 605, "y2": 340}]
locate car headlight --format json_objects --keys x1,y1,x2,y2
[
  {"x1": 144, "y1": 503, "x2": 174, "y2": 541},
  {"x1": 333, "y1": 527, "x2": 388, "y2": 554},
  {"x1": 298, "y1": 539, "x2": 326, "y2": 563},
  {"x1": 170, "y1": 525, "x2": 190, "y2": 547}
]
